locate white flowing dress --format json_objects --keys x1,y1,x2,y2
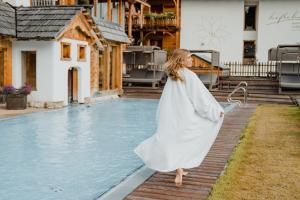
[{"x1": 134, "y1": 67, "x2": 224, "y2": 172}]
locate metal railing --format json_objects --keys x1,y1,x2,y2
[
  {"x1": 31, "y1": 0, "x2": 57, "y2": 6},
  {"x1": 223, "y1": 61, "x2": 276, "y2": 77},
  {"x1": 227, "y1": 81, "x2": 248, "y2": 105}
]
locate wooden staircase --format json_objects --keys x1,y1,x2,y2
[
  {"x1": 214, "y1": 77, "x2": 292, "y2": 104},
  {"x1": 122, "y1": 77, "x2": 297, "y2": 104}
]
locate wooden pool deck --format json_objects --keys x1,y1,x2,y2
[{"x1": 124, "y1": 104, "x2": 256, "y2": 200}]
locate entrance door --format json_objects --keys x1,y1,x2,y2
[{"x1": 68, "y1": 68, "x2": 78, "y2": 103}]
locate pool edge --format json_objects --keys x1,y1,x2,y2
[{"x1": 97, "y1": 166, "x2": 155, "y2": 200}]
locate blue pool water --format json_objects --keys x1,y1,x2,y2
[{"x1": 0, "y1": 99, "x2": 234, "y2": 200}]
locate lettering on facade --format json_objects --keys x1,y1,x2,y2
[{"x1": 266, "y1": 11, "x2": 300, "y2": 31}]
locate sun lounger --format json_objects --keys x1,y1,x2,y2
[
  {"x1": 123, "y1": 69, "x2": 166, "y2": 88},
  {"x1": 197, "y1": 73, "x2": 218, "y2": 87},
  {"x1": 280, "y1": 75, "x2": 300, "y2": 88}
]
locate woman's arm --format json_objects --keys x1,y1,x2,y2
[{"x1": 185, "y1": 70, "x2": 224, "y2": 122}]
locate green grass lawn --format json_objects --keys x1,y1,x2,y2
[{"x1": 207, "y1": 104, "x2": 300, "y2": 200}]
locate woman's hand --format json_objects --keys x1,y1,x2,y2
[{"x1": 220, "y1": 112, "x2": 224, "y2": 117}]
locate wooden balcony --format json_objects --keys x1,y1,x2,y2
[{"x1": 130, "y1": 14, "x2": 178, "y2": 31}]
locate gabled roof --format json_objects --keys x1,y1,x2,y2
[
  {"x1": 16, "y1": 6, "x2": 82, "y2": 40},
  {"x1": 0, "y1": 4, "x2": 129, "y2": 45},
  {"x1": 94, "y1": 18, "x2": 130, "y2": 44},
  {"x1": 0, "y1": 1, "x2": 16, "y2": 36}
]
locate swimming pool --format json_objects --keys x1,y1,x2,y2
[{"x1": 0, "y1": 99, "x2": 234, "y2": 200}]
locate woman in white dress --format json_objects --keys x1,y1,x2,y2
[{"x1": 134, "y1": 49, "x2": 224, "y2": 186}]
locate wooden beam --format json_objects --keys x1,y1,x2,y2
[
  {"x1": 118, "y1": 0, "x2": 123, "y2": 25},
  {"x1": 172, "y1": 0, "x2": 177, "y2": 6},
  {"x1": 128, "y1": 3, "x2": 134, "y2": 38},
  {"x1": 107, "y1": 0, "x2": 112, "y2": 21},
  {"x1": 133, "y1": 0, "x2": 150, "y2": 8}
]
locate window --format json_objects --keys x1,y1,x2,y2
[
  {"x1": 22, "y1": 51, "x2": 36, "y2": 90},
  {"x1": 78, "y1": 45, "x2": 86, "y2": 61},
  {"x1": 61, "y1": 42, "x2": 71, "y2": 60},
  {"x1": 243, "y1": 41, "x2": 256, "y2": 64},
  {"x1": 244, "y1": 6, "x2": 256, "y2": 30}
]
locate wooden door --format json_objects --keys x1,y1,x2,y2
[
  {"x1": 0, "y1": 49, "x2": 4, "y2": 87},
  {"x1": 68, "y1": 68, "x2": 78, "y2": 103}
]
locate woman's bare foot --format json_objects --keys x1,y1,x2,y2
[
  {"x1": 182, "y1": 170, "x2": 188, "y2": 176},
  {"x1": 174, "y1": 168, "x2": 183, "y2": 187}
]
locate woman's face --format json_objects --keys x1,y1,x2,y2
[{"x1": 183, "y1": 54, "x2": 193, "y2": 68}]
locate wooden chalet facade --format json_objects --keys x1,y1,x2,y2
[
  {"x1": 46, "y1": 0, "x2": 131, "y2": 95},
  {"x1": 12, "y1": 6, "x2": 104, "y2": 106},
  {"x1": 126, "y1": 0, "x2": 181, "y2": 52},
  {"x1": 0, "y1": 0, "x2": 130, "y2": 107},
  {"x1": 0, "y1": 2, "x2": 14, "y2": 88}
]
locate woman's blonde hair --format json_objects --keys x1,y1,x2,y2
[{"x1": 164, "y1": 49, "x2": 190, "y2": 81}]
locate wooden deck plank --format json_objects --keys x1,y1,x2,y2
[{"x1": 124, "y1": 105, "x2": 256, "y2": 200}]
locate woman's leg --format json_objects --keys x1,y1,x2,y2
[{"x1": 175, "y1": 168, "x2": 183, "y2": 186}]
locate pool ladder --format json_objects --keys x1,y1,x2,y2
[{"x1": 227, "y1": 81, "x2": 248, "y2": 105}]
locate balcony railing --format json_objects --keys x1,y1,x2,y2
[
  {"x1": 130, "y1": 12, "x2": 177, "y2": 29},
  {"x1": 31, "y1": 0, "x2": 57, "y2": 6}
]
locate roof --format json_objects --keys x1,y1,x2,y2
[
  {"x1": 124, "y1": 45, "x2": 161, "y2": 52},
  {"x1": 94, "y1": 18, "x2": 130, "y2": 43},
  {"x1": 0, "y1": 1, "x2": 16, "y2": 36},
  {"x1": 16, "y1": 6, "x2": 82, "y2": 40}
]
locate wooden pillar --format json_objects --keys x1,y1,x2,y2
[
  {"x1": 111, "y1": 46, "x2": 117, "y2": 89},
  {"x1": 118, "y1": 0, "x2": 123, "y2": 25},
  {"x1": 140, "y1": 31, "x2": 144, "y2": 45},
  {"x1": 176, "y1": 31, "x2": 180, "y2": 48},
  {"x1": 140, "y1": 4, "x2": 144, "y2": 29},
  {"x1": 113, "y1": 45, "x2": 123, "y2": 90},
  {"x1": 128, "y1": 3, "x2": 134, "y2": 38},
  {"x1": 176, "y1": 0, "x2": 180, "y2": 29},
  {"x1": 107, "y1": 0, "x2": 112, "y2": 21},
  {"x1": 0, "y1": 38, "x2": 12, "y2": 86},
  {"x1": 94, "y1": 0, "x2": 98, "y2": 17},
  {"x1": 175, "y1": 0, "x2": 180, "y2": 48},
  {"x1": 103, "y1": 47, "x2": 111, "y2": 90},
  {"x1": 119, "y1": 45, "x2": 123, "y2": 90}
]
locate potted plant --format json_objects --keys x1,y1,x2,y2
[
  {"x1": 3, "y1": 84, "x2": 32, "y2": 110},
  {"x1": 0, "y1": 87, "x2": 6, "y2": 104}
]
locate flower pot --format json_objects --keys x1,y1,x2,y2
[
  {"x1": 6, "y1": 94, "x2": 27, "y2": 110},
  {"x1": 0, "y1": 94, "x2": 6, "y2": 104}
]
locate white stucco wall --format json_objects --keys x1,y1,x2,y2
[
  {"x1": 3, "y1": 0, "x2": 30, "y2": 6},
  {"x1": 53, "y1": 38, "x2": 91, "y2": 105},
  {"x1": 181, "y1": 0, "x2": 244, "y2": 62},
  {"x1": 12, "y1": 41, "x2": 55, "y2": 103},
  {"x1": 12, "y1": 39, "x2": 91, "y2": 106},
  {"x1": 256, "y1": 0, "x2": 300, "y2": 61}
]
